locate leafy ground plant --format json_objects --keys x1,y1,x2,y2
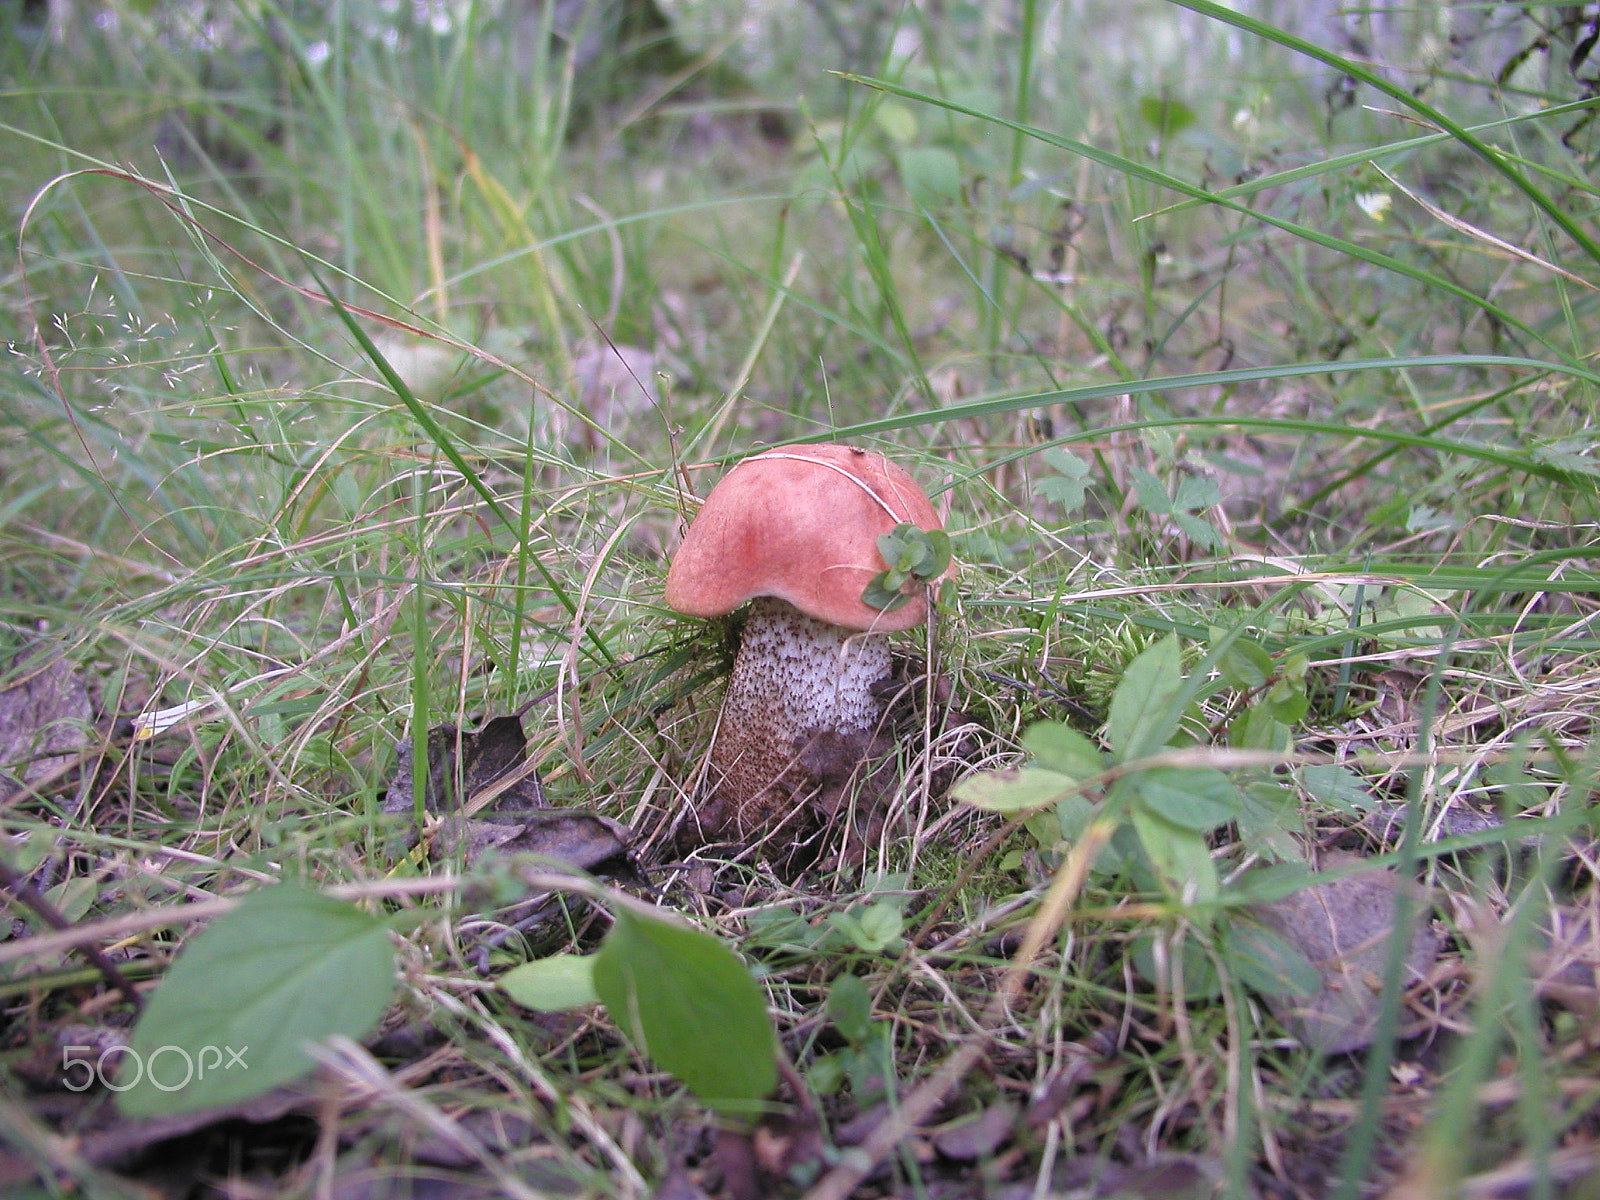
[{"x1": 3, "y1": 1, "x2": 1600, "y2": 1197}]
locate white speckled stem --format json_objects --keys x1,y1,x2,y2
[{"x1": 708, "y1": 596, "x2": 891, "y2": 824}]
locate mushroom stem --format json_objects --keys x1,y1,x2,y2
[{"x1": 707, "y1": 596, "x2": 893, "y2": 833}]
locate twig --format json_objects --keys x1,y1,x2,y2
[{"x1": 0, "y1": 853, "x2": 144, "y2": 1013}]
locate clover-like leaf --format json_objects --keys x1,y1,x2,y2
[{"x1": 861, "y1": 574, "x2": 914, "y2": 611}]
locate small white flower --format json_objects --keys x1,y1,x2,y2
[{"x1": 1356, "y1": 192, "x2": 1393, "y2": 223}]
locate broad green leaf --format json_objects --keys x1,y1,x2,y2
[
  {"x1": 1230, "y1": 705, "x2": 1291, "y2": 753},
  {"x1": 827, "y1": 973, "x2": 873, "y2": 1045},
  {"x1": 1137, "y1": 95, "x2": 1195, "y2": 135},
  {"x1": 1223, "y1": 921, "x2": 1320, "y2": 1000},
  {"x1": 593, "y1": 906, "x2": 776, "y2": 1117},
  {"x1": 1487, "y1": 755, "x2": 1544, "y2": 813},
  {"x1": 1052, "y1": 793, "x2": 1097, "y2": 843},
  {"x1": 876, "y1": 528, "x2": 915, "y2": 570},
  {"x1": 1261, "y1": 677, "x2": 1309, "y2": 724},
  {"x1": 1022, "y1": 809, "x2": 1065, "y2": 851},
  {"x1": 1131, "y1": 932, "x2": 1221, "y2": 1000},
  {"x1": 1237, "y1": 781, "x2": 1308, "y2": 862},
  {"x1": 876, "y1": 524, "x2": 950, "y2": 579},
  {"x1": 743, "y1": 908, "x2": 830, "y2": 954},
  {"x1": 1105, "y1": 634, "x2": 1184, "y2": 761},
  {"x1": 898, "y1": 146, "x2": 962, "y2": 205},
  {"x1": 1172, "y1": 511, "x2": 1224, "y2": 551},
  {"x1": 501, "y1": 954, "x2": 599, "y2": 1012},
  {"x1": 1299, "y1": 764, "x2": 1376, "y2": 815},
  {"x1": 951, "y1": 764, "x2": 1080, "y2": 813},
  {"x1": 1020, "y1": 722, "x2": 1104, "y2": 781},
  {"x1": 853, "y1": 901, "x2": 904, "y2": 952},
  {"x1": 1036, "y1": 449, "x2": 1092, "y2": 512},
  {"x1": 861, "y1": 574, "x2": 914, "y2": 611},
  {"x1": 44, "y1": 875, "x2": 99, "y2": 924},
  {"x1": 873, "y1": 100, "x2": 919, "y2": 144},
  {"x1": 828, "y1": 902, "x2": 903, "y2": 954},
  {"x1": 1225, "y1": 861, "x2": 1318, "y2": 905},
  {"x1": 1133, "y1": 766, "x2": 1239, "y2": 833},
  {"x1": 1217, "y1": 639, "x2": 1274, "y2": 690},
  {"x1": 807, "y1": 1051, "x2": 848, "y2": 1096},
  {"x1": 1131, "y1": 809, "x2": 1218, "y2": 905},
  {"x1": 1035, "y1": 473, "x2": 1090, "y2": 512},
  {"x1": 1042, "y1": 448, "x2": 1087, "y2": 477},
  {"x1": 119, "y1": 882, "x2": 396, "y2": 1117},
  {"x1": 1129, "y1": 468, "x2": 1172, "y2": 514},
  {"x1": 916, "y1": 528, "x2": 953, "y2": 577},
  {"x1": 1173, "y1": 474, "x2": 1222, "y2": 513}
]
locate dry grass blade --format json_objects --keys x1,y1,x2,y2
[{"x1": 1373, "y1": 165, "x2": 1600, "y2": 295}]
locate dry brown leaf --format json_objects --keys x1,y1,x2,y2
[
  {"x1": 0, "y1": 650, "x2": 92, "y2": 797},
  {"x1": 1250, "y1": 853, "x2": 1441, "y2": 1054}
]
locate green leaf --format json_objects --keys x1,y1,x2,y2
[
  {"x1": 828, "y1": 902, "x2": 904, "y2": 954},
  {"x1": 1129, "y1": 468, "x2": 1173, "y2": 514},
  {"x1": 1020, "y1": 722, "x2": 1104, "y2": 781},
  {"x1": 876, "y1": 528, "x2": 915, "y2": 570},
  {"x1": 1131, "y1": 932, "x2": 1221, "y2": 999},
  {"x1": 1230, "y1": 705, "x2": 1290, "y2": 753},
  {"x1": 1299, "y1": 764, "x2": 1376, "y2": 815},
  {"x1": 861, "y1": 574, "x2": 914, "y2": 611},
  {"x1": 951, "y1": 764, "x2": 1081, "y2": 813},
  {"x1": 1036, "y1": 450, "x2": 1091, "y2": 512},
  {"x1": 1172, "y1": 511, "x2": 1224, "y2": 551},
  {"x1": 1137, "y1": 95, "x2": 1195, "y2": 135},
  {"x1": 501, "y1": 954, "x2": 599, "y2": 1012},
  {"x1": 1236, "y1": 781, "x2": 1308, "y2": 862},
  {"x1": 1042, "y1": 447, "x2": 1090, "y2": 478},
  {"x1": 1217, "y1": 638, "x2": 1274, "y2": 690},
  {"x1": 1131, "y1": 809, "x2": 1218, "y2": 905},
  {"x1": 1487, "y1": 754, "x2": 1544, "y2": 813},
  {"x1": 854, "y1": 901, "x2": 904, "y2": 952},
  {"x1": 1133, "y1": 766, "x2": 1239, "y2": 833},
  {"x1": 1223, "y1": 921, "x2": 1320, "y2": 1000},
  {"x1": 1172, "y1": 474, "x2": 1222, "y2": 513},
  {"x1": 593, "y1": 906, "x2": 776, "y2": 1118},
  {"x1": 1105, "y1": 634, "x2": 1184, "y2": 761},
  {"x1": 875, "y1": 524, "x2": 950, "y2": 580},
  {"x1": 1035, "y1": 474, "x2": 1089, "y2": 512},
  {"x1": 118, "y1": 882, "x2": 396, "y2": 1117},
  {"x1": 874, "y1": 100, "x2": 919, "y2": 145},
  {"x1": 1261, "y1": 677, "x2": 1309, "y2": 724},
  {"x1": 865, "y1": 524, "x2": 949, "y2": 611},
  {"x1": 898, "y1": 146, "x2": 962, "y2": 206},
  {"x1": 1225, "y1": 861, "x2": 1318, "y2": 905},
  {"x1": 827, "y1": 973, "x2": 873, "y2": 1044},
  {"x1": 914, "y1": 528, "x2": 953, "y2": 578}
]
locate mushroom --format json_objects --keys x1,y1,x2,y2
[{"x1": 664, "y1": 444, "x2": 951, "y2": 847}]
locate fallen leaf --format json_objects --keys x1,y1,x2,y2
[
  {"x1": 1036, "y1": 1153, "x2": 1239, "y2": 1200},
  {"x1": 385, "y1": 714, "x2": 546, "y2": 818},
  {"x1": 1249, "y1": 854, "x2": 1440, "y2": 1054},
  {"x1": 443, "y1": 810, "x2": 643, "y2": 883},
  {"x1": 1529, "y1": 901, "x2": 1600, "y2": 1015},
  {"x1": 0, "y1": 650, "x2": 91, "y2": 794},
  {"x1": 931, "y1": 1098, "x2": 1018, "y2": 1161}
]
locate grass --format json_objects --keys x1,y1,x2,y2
[{"x1": 3, "y1": 0, "x2": 1600, "y2": 1196}]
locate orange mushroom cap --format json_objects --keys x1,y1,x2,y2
[{"x1": 664, "y1": 444, "x2": 949, "y2": 633}]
